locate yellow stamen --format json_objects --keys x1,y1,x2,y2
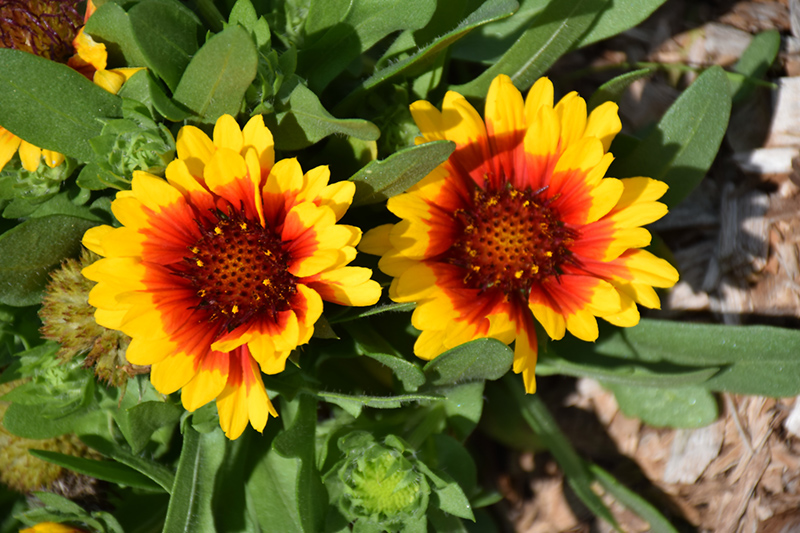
[{"x1": 214, "y1": 226, "x2": 223, "y2": 235}]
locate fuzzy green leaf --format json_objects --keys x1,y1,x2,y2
[
  {"x1": 30, "y1": 450, "x2": 164, "y2": 492},
  {"x1": 83, "y1": 1, "x2": 148, "y2": 67},
  {"x1": 730, "y1": 29, "x2": 780, "y2": 102},
  {"x1": 163, "y1": 426, "x2": 226, "y2": 533},
  {"x1": 0, "y1": 215, "x2": 98, "y2": 306},
  {"x1": 454, "y1": 0, "x2": 608, "y2": 98},
  {"x1": 423, "y1": 338, "x2": 513, "y2": 386},
  {"x1": 298, "y1": 0, "x2": 437, "y2": 91},
  {"x1": 587, "y1": 68, "x2": 654, "y2": 111},
  {"x1": 589, "y1": 319, "x2": 800, "y2": 397},
  {"x1": 173, "y1": 25, "x2": 258, "y2": 124},
  {"x1": 349, "y1": 141, "x2": 455, "y2": 206},
  {"x1": 128, "y1": 0, "x2": 200, "y2": 91},
  {"x1": 604, "y1": 383, "x2": 718, "y2": 428},
  {"x1": 264, "y1": 76, "x2": 380, "y2": 150},
  {"x1": 114, "y1": 401, "x2": 183, "y2": 455},
  {"x1": 81, "y1": 435, "x2": 175, "y2": 493},
  {"x1": 340, "y1": 0, "x2": 519, "y2": 106},
  {"x1": 0, "y1": 50, "x2": 122, "y2": 162},
  {"x1": 577, "y1": 0, "x2": 668, "y2": 47},
  {"x1": 610, "y1": 66, "x2": 731, "y2": 208}
]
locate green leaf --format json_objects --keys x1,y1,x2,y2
[
  {"x1": 589, "y1": 319, "x2": 800, "y2": 397},
  {"x1": 317, "y1": 391, "x2": 442, "y2": 418},
  {"x1": 118, "y1": 70, "x2": 194, "y2": 121},
  {"x1": 609, "y1": 66, "x2": 731, "y2": 208},
  {"x1": 587, "y1": 68, "x2": 654, "y2": 111},
  {"x1": 506, "y1": 376, "x2": 619, "y2": 529},
  {"x1": 30, "y1": 491, "x2": 85, "y2": 515},
  {"x1": 81, "y1": 435, "x2": 175, "y2": 493},
  {"x1": 730, "y1": 30, "x2": 780, "y2": 102},
  {"x1": 0, "y1": 50, "x2": 122, "y2": 162},
  {"x1": 211, "y1": 431, "x2": 260, "y2": 533},
  {"x1": 536, "y1": 350, "x2": 720, "y2": 388},
  {"x1": 604, "y1": 383, "x2": 718, "y2": 428},
  {"x1": 454, "y1": 0, "x2": 608, "y2": 98},
  {"x1": 83, "y1": 1, "x2": 149, "y2": 67},
  {"x1": 114, "y1": 401, "x2": 183, "y2": 454},
  {"x1": 589, "y1": 464, "x2": 678, "y2": 533},
  {"x1": 343, "y1": 322, "x2": 426, "y2": 392},
  {"x1": 0, "y1": 215, "x2": 98, "y2": 306},
  {"x1": 249, "y1": 396, "x2": 326, "y2": 533},
  {"x1": 163, "y1": 426, "x2": 226, "y2": 533},
  {"x1": 228, "y1": 0, "x2": 271, "y2": 51},
  {"x1": 576, "y1": 0, "x2": 668, "y2": 48},
  {"x1": 29, "y1": 450, "x2": 164, "y2": 492},
  {"x1": 128, "y1": 0, "x2": 200, "y2": 91},
  {"x1": 298, "y1": 0, "x2": 437, "y2": 91},
  {"x1": 349, "y1": 141, "x2": 455, "y2": 206},
  {"x1": 264, "y1": 76, "x2": 380, "y2": 150},
  {"x1": 2, "y1": 402, "x2": 106, "y2": 439},
  {"x1": 423, "y1": 338, "x2": 513, "y2": 386},
  {"x1": 173, "y1": 25, "x2": 258, "y2": 124},
  {"x1": 416, "y1": 457, "x2": 474, "y2": 521},
  {"x1": 329, "y1": 302, "x2": 416, "y2": 323},
  {"x1": 339, "y1": 0, "x2": 519, "y2": 108},
  {"x1": 439, "y1": 382, "x2": 485, "y2": 441}
]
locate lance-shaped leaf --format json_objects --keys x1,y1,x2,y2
[
  {"x1": 30, "y1": 450, "x2": 164, "y2": 492},
  {"x1": 173, "y1": 25, "x2": 258, "y2": 124},
  {"x1": 350, "y1": 140, "x2": 454, "y2": 206},
  {"x1": 317, "y1": 391, "x2": 443, "y2": 418},
  {"x1": 587, "y1": 68, "x2": 654, "y2": 111},
  {"x1": 609, "y1": 66, "x2": 731, "y2": 208},
  {"x1": 264, "y1": 76, "x2": 380, "y2": 150},
  {"x1": 298, "y1": 0, "x2": 437, "y2": 91},
  {"x1": 423, "y1": 338, "x2": 514, "y2": 386},
  {"x1": 0, "y1": 50, "x2": 122, "y2": 162},
  {"x1": 588, "y1": 319, "x2": 800, "y2": 397},
  {"x1": 603, "y1": 383, "x2": 718, "y2": 428},
  {"x1": 163, "y1": 426, "x2": 226, "y2": 533},
  {"x1": 128, "y1": 0, "x2": 200, "y2": 91},
  {"x1": 338, "y1": 0, "x2": 519, "y2": 110},
  {"x1": 83, "y1": 1, "x2": 148, "y2": 67},
  {"x1": 0, "y1": 215, "x2": 98, "y2": 306},
  {"x1": 454, "y1": 0, "x2": 608, "y2": 98}
]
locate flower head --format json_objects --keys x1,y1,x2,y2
[
  {"x1": 361, "y1": 75, "x2": 679, "y2": 393},
  {"x1": 82, "y1": 114, "x2": 381, "y2": 439}
]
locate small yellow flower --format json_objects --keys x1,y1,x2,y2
[
  {"x1": 361, "y1": 75, "x2": 679, "y2": 394},
  {"x1": 82, "y1": 114, "x2": 382, "y2": 439}
]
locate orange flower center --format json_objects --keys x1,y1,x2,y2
[
  {"x1": 0, "y1": 0, "x2": 82, "y2": 62},
  {"x1": 448, "y1": 186, "x2": 578, "y2": 294},
  {"x1": 184, "y1": 211, "x2": 297, "y2": 330}
]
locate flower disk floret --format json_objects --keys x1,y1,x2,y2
[
  {"x1": 82, "y1": 114, "x2": 382, "y2": 439},
  {"x1": 360, "y1": 74, "x2": 680, "y2": 394}
]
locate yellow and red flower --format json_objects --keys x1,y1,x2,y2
[
  {"x1": 82, "y1": 114, "x2": 382, "y2": 439},
  {"x1": 0, "y1": 0, "x2": 141, "y2": 173},
  {"x1": 361, "y1": 75, "x2": 679, "y2": 393}
]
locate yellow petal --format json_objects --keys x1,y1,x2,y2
[
  {"x1": 181, "y1": 360, "x2": 229, "y2": 412},
  {"x1": 524, "y1": 77, "x2": 554, "y2": 125},
  {"x1": 0, "y1": 128, "x2": 21, "y2": 172},
  {"x1": 359, "y1": 224, "x2": 394, "y2": 256},
  {"x1": 150, "y1": 353, "x2": 198, "y2": 394},
  {"x1": 176, "y1": 125, "x2": 214, "y2": 166},
  {"x1": 18, "y1": 140, "x2": 41, "y2": 172},
  {"x1": 125, "y1": 336, "x2": 176, "y2": 365},
  {"x1": 585, "y1": 101, "x2": 621, "y2": 152},
  {"x1": 485, "y1": 74, "x2": 525, "y2": 138},
  {"x1": 242, "y1": 114, "x2": 274, "y2": 169},
  {"x1": 213, "y1": 114, "x2": 244, "y2": 153}
]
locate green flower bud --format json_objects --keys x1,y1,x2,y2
[
  {"x1": 328, "y1": 432, "x2": 429, "y2": 532},
  {"x1": 39, "y1": 249, "x2": 143, "y2": 387},
  {"x1": 0, "y1": 156, "x2": 76, "y2": 202},
  {"x1": 89, "y1": 100, "x2": 176, "y2": 184}
]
